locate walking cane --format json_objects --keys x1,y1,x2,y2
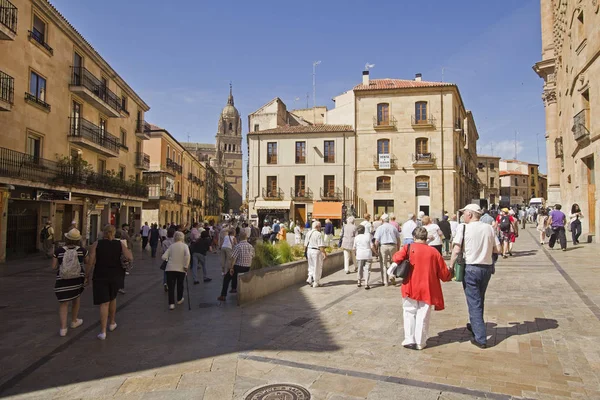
[{"x1": 185, "y1": 273, "x2": 191, "y2": 311}]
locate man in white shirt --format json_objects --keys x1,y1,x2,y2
[
  {"x1": 449, "y1": 214, "x2": 459, "y2": 241},
  {"x1": 450, "y1": 204, "x2": 501, "y2": 349},
  {"x1": 305, "y1": 221, "x2": 327, "y2": 288},
  {"x1": 374, "y1": 214, "x2": 400, "y2": 286},
  {"x1": 353, "y1": 224, "x2": 374, "y2": 290},
  {"x1": 141, "y1": 222, "x2": 150, "y2": 250},
  {"x1": 401, "y1": 214, "x2": 417, "y2": 245}
]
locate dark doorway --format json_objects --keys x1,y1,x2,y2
[{"x1": 6, "y1": 205, "x2": 38, "y2": 259}]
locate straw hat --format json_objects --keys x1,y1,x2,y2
[{"x1": 65, "y1": 228, "x2": 82, "y2": 241}]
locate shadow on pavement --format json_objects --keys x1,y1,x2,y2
[
  {"x1": 425, "y1": 318, "x2": 559, "y2": 349},
  {"x1": 511, "y1": 250, "x2": 538, "y2": 257}
]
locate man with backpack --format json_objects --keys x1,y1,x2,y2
[
  {"x1": 496, "y1": 208, "x2": 518, "y2": 258},
  {"x1": 41, "y1": 220, "x2": 55, "y2": 258}
]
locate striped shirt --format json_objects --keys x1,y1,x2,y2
[{"x1": 231, "y1": 240, "x2": 255, "y2": 267}]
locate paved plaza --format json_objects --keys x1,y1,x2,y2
[{"x1": 1, "y1": 227, "x2": 600, "y2": 400}]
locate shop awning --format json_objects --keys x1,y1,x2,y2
[
  {"x1": 254, "y1": 200, "x2": 291, "y2": 210},
  {"x1": 312, "y1": 201, "x2": 343, "y2": 219}
]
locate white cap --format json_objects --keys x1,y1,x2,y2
[
  {"x1": 381, "y1": 214, "x2": 389, "y2": 222},
  {"x1": 459, "y1": 204, "x2": 482, "y2": 214}
]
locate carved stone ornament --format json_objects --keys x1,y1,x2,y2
[
  {"x1": 593, "y1": 0, "x2": 599, "y2": 13},
  {"x1": 542, "y1": 89, "x2": 557, "y2": 105}
]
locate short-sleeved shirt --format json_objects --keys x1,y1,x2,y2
[
  {"x1": 452, "y1": 221, "x2": 500, "y2": 265},
  {"x1": 401, "y1": 220, "x2": 417, "y2": 239},
  {"x1": 141, "y1": 225, "x2": 150, "y2": 237},
  {"x1": 360, "y1": 221, "x2": 372, "y2": 236},
  {"x1": 374, "y1": 223, "x2": 400, "y2": 245},
  {"x1": 549, "y1": 210, "x2": 566, "y2": 227},
  {"x1": 305, "y1": 229, "x2": 325, "y2": 249},
  {"x1": 425, "y1": 224, "x2": 443, "y2": 246},
  {"x1": 353, "y1": 233, "x2": 372, "y2": 260},
  {"x1": 232, "y1": 241, "x2": 255, "y2": 267},
  {"x1": 480, "y1": 214, "x2": 495, "y2": 225}
]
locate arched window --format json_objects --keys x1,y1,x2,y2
[
  {"x1": 229, "y1": 122, "x2": 233, "y2": 131},
  {"x1": 416, "y1": 176, "x2": 430, "y2": 196},
  {"x1": 376, "y1": 103, "x2": 389, "y2": 125},
  {"x1": 416, "y1": 137, "x2": 429, "y2": 155},
  {"x1": 376, "y1": 176, "x2": 391, "y2": 191},
  {"x1": 415, "y1": 101, "x2": 427, "y2": 124},
  {"x1": 377, "y1": 139, "x2": 389, "y2": 155}
]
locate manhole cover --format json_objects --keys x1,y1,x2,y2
[{"x1": 245, "y1": 384, "x2": 311, "y2": 400}]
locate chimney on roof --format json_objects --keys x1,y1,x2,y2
[
  {"x1": 415, "y1": 73, "x2": 422, "y2": 82},
  {"x1": 362, "y1": 70, "x2": 369, "y2": 86}
]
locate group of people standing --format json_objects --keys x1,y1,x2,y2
[{"x1": 535, "y1": 203, "x2": 584, "y2": 250}]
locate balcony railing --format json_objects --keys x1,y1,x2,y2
[
  {"x1": 0, "y1": 0, "x2": 18, "y2": 35},
  {"x1": 572, "y1": 110, "x2": 589, "y2": 141},
  {"x1": 70, "y1": 66, "x2": 121, "y2": 114},
  {"x1": 25, "y1": 92, "x2": 50, "y2": 111},
  {"x1": 69, "y1": 117, "x2": 120, "y2": 154},
  {"x1": 135, "y1": 119, "x2": 151, "y2": 138},
  {"x1": 0, "y1": 147, "x2": 148, "y2": 198},
  {"x1": 412, "y1": 152, "x2": 437, "y2": 166},
  {"x1": 372, "y1": 154, "x2": 397, "y2": 169},
  {"x1": 135, "y1": 152, "x2": 150, "y2": 170},
  {"x1": 262, "y1": 187, "x2": 284, "y2": 200},
  {"x1": 373, "y1": 116, "x2": 397, "y2": 129},
  {"x1": 0, "y1": 70, "x2": 14, "y2": 107},
  {"x1": 28, "y1": 29, "x2": 53, "y2": 54},
  {"x1": 166, "y1": 158, "x2": 182, "y2": 174},
  {"x1": 411, "y1": 115, "x2": 436, "y2": 127},
  {"x1": 320, "y1": 187, "x2": 342, "y2": 200},
  {"x1": 291, "y1": 187, "x2": 313, "y2": 200}
]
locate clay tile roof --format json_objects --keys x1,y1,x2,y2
[
  {"x1": 354, "y1": 79, "x2": 454, "y2": 91},
  {"x1": 148, "y1": 124, "x2": 164, "y2": 131},
  {"x1": 499, "y1": 170, "x2": 529, "y2": 176},
  {"x1": 250, "y1": 125, "x2": 353, "y2": 135}
]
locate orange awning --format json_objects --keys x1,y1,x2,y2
[{"x1": 312, "y1": 202, "x2": 343, "y2": 219}]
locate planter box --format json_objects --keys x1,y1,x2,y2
[{"x1": 237, "y1": 250, "x2": 344, "y2": 305}]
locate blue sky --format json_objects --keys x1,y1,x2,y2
[{"x1": 52, "y1": 0, "x2": 547, "y2": 173}]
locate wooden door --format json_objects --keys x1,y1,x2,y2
[{"x1": 586, "y1": 157, "x2": 596, "y2": 233}]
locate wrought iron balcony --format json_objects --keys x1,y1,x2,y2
[
  {"x1": 135, "y1": 152, "x2": 150, "y2": 170},
  {"x1": 25, "y1": 92, "x2": 50, "y2": 111},
  {"x1": 572, "y1": 110, "x2": 589, "y2": 141},
  {"x1": 262, "y1": 187, "x2": 284, "y2": 200},
  {"x1": 411, "y1": 115, "x2": 436, "y2": 128},
  {"x1": 0, "y1": 0, "x2": 17, "y2": 40},
  {"x1": 373, "y1": 116, "x2": 397, "y2": 130},
  {"x1": 166, "y1": 158, "x2": 182, "y2": 174},
  {"x1": 0, "y1": 147, "x2": 148, "y2": 198},
  {"x1": 68, "y1": 117, "x2": 120, "y2": 157},
  {"x1": 28, "y1": 29, "x2": 53, "y2": 54},
  {"x1": 372, "y1": 154, "x2": 397, "y2": 169},
  {"x1": 69, "y1": 67, "x2": 121, "y2": 117},
  {"x1": 291, "y1": 187, "x2": 313, "y2": 200},
  {"x1": 412, "y1": 152, "x2": 436, "y2": 167},
  {"x1": 135, "y1": 119, "x2": 151, "y2": 139},
  {"x1": 0, "y1": 70, "x2": 13, "y2": 110},
  {"x1": 320, "y1": 187, "x2": 342, "y2": 200}
]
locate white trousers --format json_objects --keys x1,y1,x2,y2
[
  {"x1": 307, "y1": 249, "x2": 323, "y2": 285},
  {"x1": 324, "y1": 234, "x2": 333, "y2": 247},
  {"x1": 356, "y1": 259, "x2": 371, "y2": 285},
  {"x1": 402, "y1": 297, "x2": 433, "y2": 347},
  {"x1": 343, "y1": 249, "x2": 355, "y2": 272},
  {"x1": 379, "y1": 244, "x2": 396, "y2": 285}
]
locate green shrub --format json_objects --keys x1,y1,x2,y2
[
  {"x1": 251, "y1": 241, "x2": 306, "y2": 270},
  {"x1": 291, "y1": 244, "x2": 305, "y2": 259},
  {"x1": 251, "y1": 242, "x2": 277, "y2": 270},
  {"x1": 275, "y1": 241, "x2": 294, "y2": 264}
]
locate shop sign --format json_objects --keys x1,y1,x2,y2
[
  {"x1": 95, "y1": 203, "x2": 106, "y2": 210},
  {"x1": 36, "y1": 190, "x2": 71, "y2": 201},
  {"x1": 378, "y1": 154, "x2": 391, "y2": 169}
]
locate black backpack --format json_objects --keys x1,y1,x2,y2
[
  {"x1": 40, "y1": 226, "x2": 49, "y2": 242},
  {"x1": 499, "y1": 215, "x2": 511, "y2": 232}
]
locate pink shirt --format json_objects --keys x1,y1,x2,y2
[{"x1": 390, "y1": 221, "x2": 400, "y2": 231}]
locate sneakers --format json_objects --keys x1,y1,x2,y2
[
  {"x1": 109, "y1": 323, "x2": 117, "y2": 332},
  {"x1": 416, "y1": 344, "x2": 427, "y2": 350},
  {"x1": 403, "y1": 343, "x2": 416, "y2": 350},
  {"x1": 70, "y1": 319, "x2": 83, "y2": 329},
  {"x1": 312, "y1": 282, "x2": 320, "y2": 288},
  {"x1": 97, "y1": 332, "x2": 106, "y2": 340},
  {"x1": 59, "y1": 328, "x2": 68, "y2": 337},
  {"x1": 365, "y1": 285, "x2": 371, "y2": 290},
  {"x1": 470, "y1": 339, "x2": 486, "y2": 349},
  {"x1": 357, "y1": 282, "x2": 362, "y2": 288},
  {"x1": 169, "y1": 304, "x2": 175, "y2": 310},
  {"x1": 177, "y1": 298, "x2": 185, "y2": 305}
]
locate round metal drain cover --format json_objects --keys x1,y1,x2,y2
[{"x1": 245, "y1": 383, "x2": 311, "y2": 400}]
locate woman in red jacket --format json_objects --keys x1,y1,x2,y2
[{"x1": 392, "y1": 227, "x2": 453, "y2": 350}]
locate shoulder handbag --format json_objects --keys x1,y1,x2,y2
[
  {"x1": 160, "y1": 246, "x2": 168, "y2": 271},
  {"x1": 454, "y1": 225, "x2": 466, "y2": 282},
  {"x1": 338, "y1": 226, "x2": 344, "y2": 248},
  {"x1": 395, "y1": 244, "x2": 412, "y2": 279},
  {"x1": 304, "y1": 231, "x2": 314, "y2": 258}
]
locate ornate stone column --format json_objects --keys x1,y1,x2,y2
[{"x1": 543, "y1": 85, "x2": 561, "y2": 205}]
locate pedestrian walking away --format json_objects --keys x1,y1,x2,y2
[
  {"x1": 218, "y1": 231, "x2": 254, "y2": 301},
  {"x1": 162, "y1": 231, "x2": 190, "y2": 310},
  {"x1": 294, "y1": 224, "x2": 303, "y2": 245},
  {"x1": 141, "y1": 222, "x2": 150, "y2": 250},
  {"x1": 569, "y1": 204, "x2": 583, "y2": 245},
  {"x1": 422, "y1": 216, "x2": 444, "y2": 256},
  {"x1": 149, "y1": 223, "x2": 160, "y2": 258},
  {"x1": 392, "y1": 227, "x2": 453, "y2": 350},
  {"x1": 87, "y1": 224, "x2": 133, "y2": 340},
  {"x1": 548, "y1": 204, "x2": 567, "y2": 251},
  {"x1": 496, "y1": 208, "x2": 518, "y2": 258},
  {"x1": 190, "y1": 230, "x2": 213, "y2": 284},
  {"x1": 323, "y1": 219, "x2": 334, "y2": 247},
  {"x1": 341, "y1": 216, "x2": 358, "y2": 274},
  {"x1": 401, "y1": 214, "x2": 417, "y2": 245},
  {"x1": 360, "y1": 213, "x2": 373, "y2": 236},
  {"x1": 353, "y1": 224, "x2": 374, "y2": 289},
  {"x1": 304, "y1": 221, "x2": 327, "y2": 287},
  {"x1": 261, "y1": 223, "x2": 272, "y2": 243},
  {"x1": 52, "y1": 228, "x2": 88, "y2": 337},
  {"x1": 220, "y1": 228, "x2": 236, "y2": 275},
  {"x1": 41, "y1": 220, "x2": 55, "y2": 258},
  {"x1": 438, "y1": 215, "x2": 452, "y2": 256},
  {"x1": 161, "y1": 228, "x2": 175, "y2": 291},
  {"x1": 374, "y1": 214, "x2": 400, "y2": 286},
  {"x1": 450, "y1": 204, "x2": 501, "y2": 349},
  {"x1": 536, "y1": 208, "x2": 549, "y2": 245}
]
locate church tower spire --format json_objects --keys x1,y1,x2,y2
[{"x1": 227, "y1": 82, "x2": 234, "y2": 106}]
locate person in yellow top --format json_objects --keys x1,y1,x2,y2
[{"x1": 276, "y1": 222, "x2": 287, "y2": 243}]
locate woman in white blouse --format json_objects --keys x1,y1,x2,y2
[
  {"x1": 422, "y1": 216, "x2": 444, "y2": 255},
  {"x1": 162, "y1": 231, "x2": 190, "y2": 310}
]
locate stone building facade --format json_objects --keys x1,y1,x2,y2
[
  {"x1": 477, "y1": 155, "x2": 501, "y2": 208},
  {"x1": 0, "y1": 0, "x2": 150, "y2": 261},
  {"x1": 534, "y1": 0, "x2": 600, "y2": 240},
  {"x1": 499, "y1": 171, "x2": 530, "y2": 207}
]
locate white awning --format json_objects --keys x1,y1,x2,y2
[{"x1": 254, "y1": 200, "x2": 291, "y2": 210}]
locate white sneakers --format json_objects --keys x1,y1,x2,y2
[
  {"x1": 177, "y1": 298, "x2": 185, "y2": 305},
  {"x1": 59, "y1": 328, "x2": 68, "y2": 337},
  {"x1": 60, "y1": 319, "x2": 84, "y2": 337},
  {"x1": 109, "y1": 323, "x2": 117, "y2": 332},
  {"x1": 169, "y1": 304, "x2": 175, "y2": 310},
  {"x1": 97, "y1": 332, "x2": 106, "y2": 340}
]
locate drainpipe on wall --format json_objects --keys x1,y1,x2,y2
[
  {"x1": 441, "y1": 88, "x2": 445, "y2": 213},
  {"x1": 354, "y1": 93, "x2": 358, "y2": 215},
  {"x1": 343, "y1": 132, "x2": 346, "y2": 206}
]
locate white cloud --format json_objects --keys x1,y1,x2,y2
[{"x1": 479, "y1": 140, "x2": 523, "y2": 160}]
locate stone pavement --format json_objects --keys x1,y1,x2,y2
[{"x1": 1, "y1": 226, "x2": 600, "y2": 399}]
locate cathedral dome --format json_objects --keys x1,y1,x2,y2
[{"x1": 221, "y1": 104, "x2": 239, "y2": 119}]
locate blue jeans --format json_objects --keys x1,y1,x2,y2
[
  {"x1": 462, "y1": 264, "x2": 493, "y2": 345},
  {"x1": 403, "y1": 238, "x2": 414, "y2": 245},
  {"x1": 191, "y1": 253, "x2": 208, "y2": 282}
]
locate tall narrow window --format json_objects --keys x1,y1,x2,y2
[
  {"x1": 73, "y1": 52, "x2": 83, "y2": 85},
  {"x1": 228, "y1": 122, "x2": 233, "y2": 131},
  {"x1": 324, "y1": 141, "x2": 335, "y2": 163},
  {"x1": 267, "y1": 142, "x2": 277, "y2": 164},
  {"x1": 120, "y1": 129, "x2": 127, "y2": 148},
  {"x1": 324, "y1": 175, "x2": 335, "y2": 196},
  {"x1": 376, "y1": 176, "x2": 391, "y2": 191},
  {"x1": 121, "y1": 95, "x2": 127, "y2": 112},
  {"x1": 416, "y1": 138, "x2": 429, "y2": 155},
  {"x1": 490, "y1": 177, "x2": 495, "y2": 188},
  {"x1": 27, "y1": 135, "x2": 41, "y2": 161},
  {"x1": 118, "y1": 166, "x2": 125, "y2": 180},
  {"x1": 98, "y1": 159, "x2": 106, "y2": 174},
  {"x1": 29, "y1": 71, "x2": 46, "y2": 102},
  {"x1": 416, "y1": 176, "x2": 430, "y2": 196},
  {"x1": 32, "y1": 14, "x2": 46, "y2": 44},
  {"x1": 415, "y1": 101, "x2": 427, "y2": 123},
  {"x1": 295, "y1": 176, "x2": 306, "y2": 197},
  {"x1": 377, "y1": 103, "x2": 389, "y2": 125},
  {"x1": 99, "y1": 118, "x2": 106, "y2": 140},
  {"x1": 377, "y1": 139, "x2": 389, "y2": 155},
  {"x1": 254, "y1": 124, "x2": 260, "y2": 132},
  {"x1": 266, "y1": 176, "x2": 278, "y2": 197},
  {"x1": 71, "y1": 101, "x2": 81, "y2": 135},
  {"x1": 295, "y1": 141, "x2": 306, "y2": 163},
  {"x1": 167, "y1": 145, "x2": 170, "y2": 161}
]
